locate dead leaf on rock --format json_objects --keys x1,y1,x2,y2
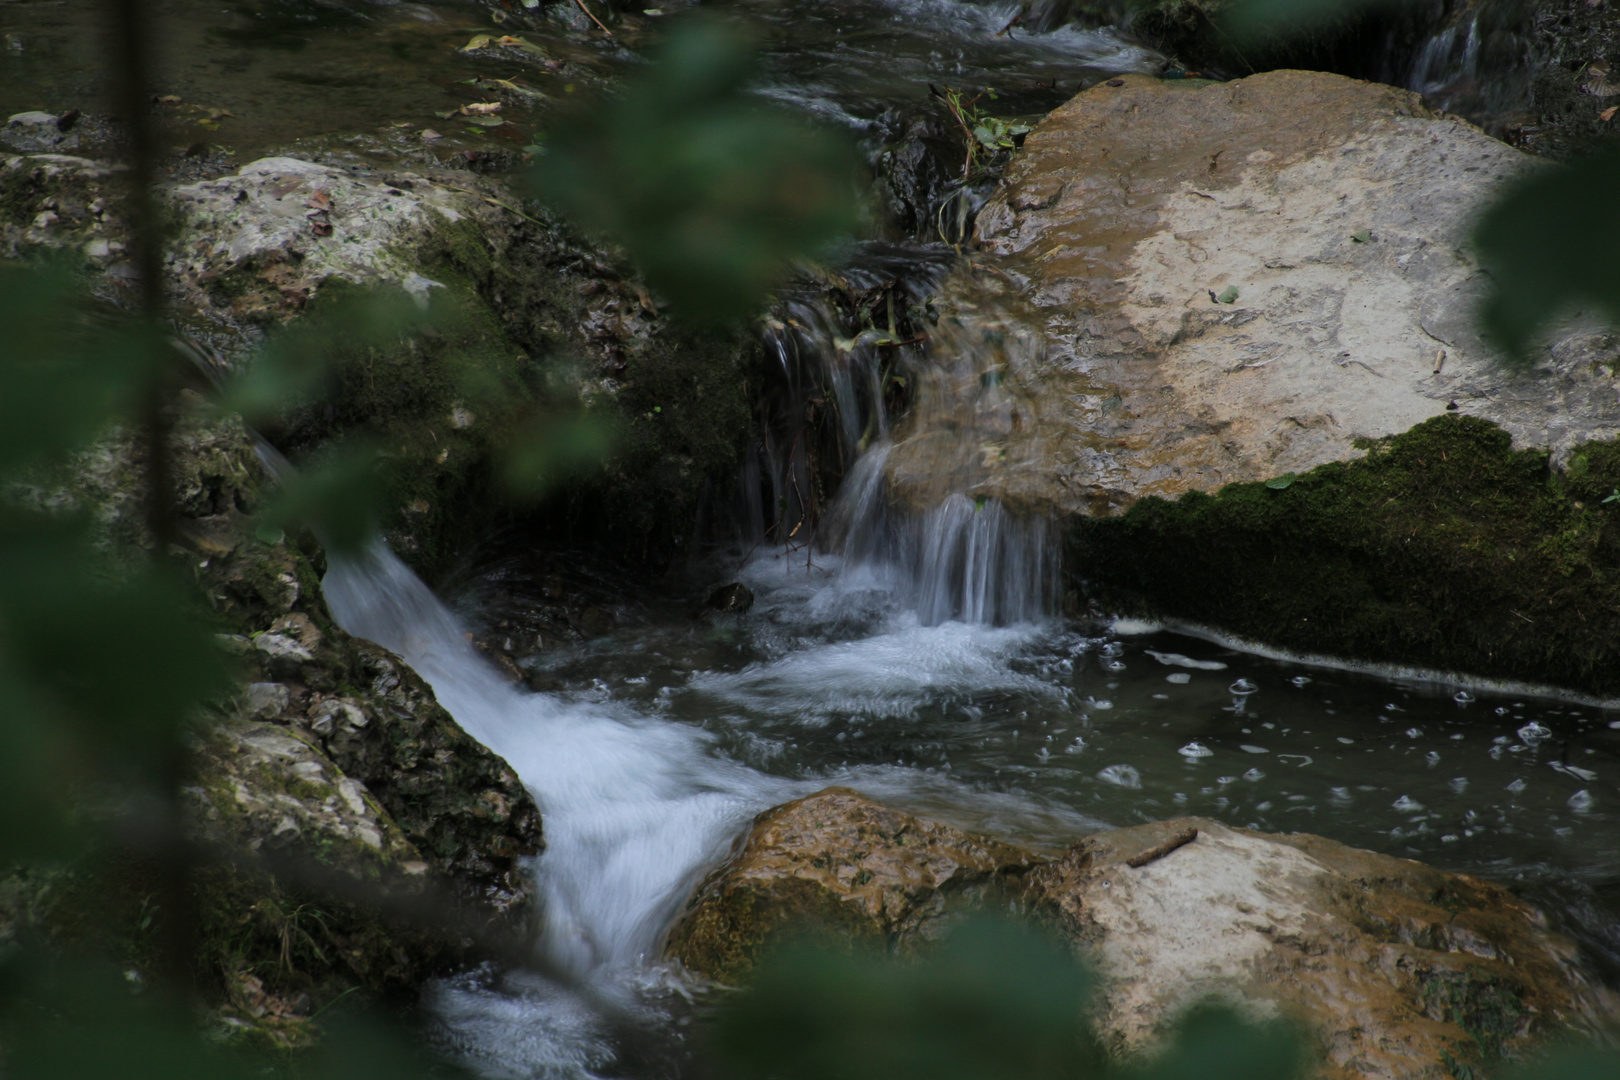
[
  {"x1": 155, "y1": 94, "x2": 182, "y2": 104},
  {"x1": 460, "y1": 101, "x2": 502, "y2": 116},
  {"x1": 305, "y1": 188, "x2": 332, "y2": 211},
  {"x1": 461, "y1": 34, "x2": 494, "y2": 52},
  {"x1": 1582, "y1": 60, "x2": 1620, "y2": 97},
  {"x1": 310, "y1": 219, "x2": 332, "y2": 237},
  {"x1": 420, "y1": 128, "x2": 443, "y2": 141},
  {"x1": 1603, "y1": 105, "x2": 1619, "y2": 122}
]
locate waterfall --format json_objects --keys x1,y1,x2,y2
[
  {"x1": 730, "y1": 255, "x2": 1060, "y2": 627},
  {"x1": 322, "y1": 543, "x2": 793, "y2": 983}
]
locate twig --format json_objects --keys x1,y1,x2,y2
[
  {"x1": 575, "y1": 0, "x2": 613, "y2": 36},
  {"x1": 1125, "y1": 827, "x2": 1198, "y2": 868}
]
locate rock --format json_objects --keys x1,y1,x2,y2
[
  {"x1": 2, "y1": 110, "x2": 78, "y2": 153},
  {"x1": 703, "y1": 582, "x2": 754, "y2": 616},
  {"x1": 165, "y1": 156, "x2": 490, "y2": 322},
  {"x1": 665, "y1": 788, "x2": 1045, "y2": 982},
  {"x1": 9, "y1": 412, "x2": 544, "y2": 1027},
  {"x1": 1026, "y1": 817, "x2": 1620, "y2": 1079},
  {"x1": 947, "y1": 71, "x2": 1620, "y2": 517}
]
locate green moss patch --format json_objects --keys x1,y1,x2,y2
[{"x1": 1071, "y1": 415, "x2": 1620, "y2": 695}]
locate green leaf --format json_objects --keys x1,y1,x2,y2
[
  {"x1": 1475, "y1": 148, "x2": 1620, "y2": 359},
  {"x1": 1350, "y1": 230, "x2": 1372, "y2": 243},
  {"x1": 1217, "y1": 285, "x2": 1239, "y2": 304},
  {"x1": 1266, "y1": 472, "x2": 1296, "y2": 489},
  {"x1": 530, "y1": 17, "x2": 858, "y2": 324},
  {"x1": 256, "y1": 442, "x2": 385, "y2": 556}
]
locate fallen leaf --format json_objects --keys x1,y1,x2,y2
[
  {"x1": 460, "y1": 101, "x2": 502, "y2": 115},
  {"x1": 155, "y1": 94, "x2": 182, "y2": 104},
  {"x1": 464, "y1": 115, "x2": 506, "y2": 127},
  {"x1": 305, "y1": 189, "x2": 332, "y2": 210},
  {"x1": 1216, "y1": 285, "x2": 1239, "y2": 304},
  {"x1": 461, "y1": 34, "x2": 493, "y2": 52},
  {"x1": 1603, "y1": 105, "x2": 1619, "y2": 122},
  {"x1": 207, "y1": 108, "x2": 235, "y2": 121},
  {"x1": 1265, "y1": 472, "x2": 1296, "y2": 490},
  {"x1": 434, "y1": 109, "x2": 458, "y2": 120},
  {"x1": 310, "y1": 219, "x2": 332, "y2": 237},
  {"x1": 420, "y1": 128, "x2": 443, "y2": 141},
  {"x1": 1351, "y1": 230, "x2": 1372, "y2": 243}
]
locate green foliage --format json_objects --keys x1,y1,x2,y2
[
  {"x1": 531, "y1": 17, "x2": 859, "y2": 324},
  {"x1": 710, "y1": 918, "x2": 1305, "y2": 1080},
  {"x1": 1474, "y1": 149, "x2": 1620, "y2": 358},
  {"x1": 933, "y1": 86, "x2": 1033, "y2": 180}
]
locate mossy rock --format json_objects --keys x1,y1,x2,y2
[{"x1": 1071, "y1": 414, "x2": 1620, "y2": 695}]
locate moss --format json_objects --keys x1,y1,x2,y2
[
  {"x1": 275, "y1": 271, "x2": 537, "y2": 571},
  {"x1": 1071, "y1": 414, "x2": 1620, "y2": 695}
]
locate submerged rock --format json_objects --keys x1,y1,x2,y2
[
  {"x1": 703, "y1": 581, "x2": 754, "y2": 616},
  {"x1": 665, "y1": 788, "x2": 1044, "y2": 982},
  {"x1": 1032, "y1": 817, "x2": 1620, "y2": 1079},
  {"x1": 958, "y1": 70, "x2": 1620, "y2": 517}
]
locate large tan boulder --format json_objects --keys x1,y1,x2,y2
[
  {"x1": 665, "y1": 790, "x2": 1618, "y2": 1079},
  {"x1": 914, "y1": 70, "x2": 1620, "y2": 515},
  {"x1": 1028, "y1": 817, "x2": 1620, "y2": 1080},
  {"x1": 664, "y1": 788, "x2": 1044, "y2": 982}
]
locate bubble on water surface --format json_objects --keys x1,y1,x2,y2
[
  {"x1": 1229, "y1": 679, "x2": 1258, "y2": 695},
  {"x1": 1406, "y1": 728, "x2": 1423, "y2": 738},
  {"x1": 1178, "y1": 742, "x2": 1214, "y2": 758},
  {"x1": 1568, "y1": 789, "x2": 1595, "y2": 813},
  {"x1": 1506, "y1": 778, "x2": 1527, "y2": 793},
  {"x1": 1243, "y1": 768, "x2": 1265, "y2": 782},
  {"x1": 1290, "y1": 675, "x2": 1312, "y2": 687},
  {"x1": 1454, "y1": 691, "x2": 1475, "y2": 704},
  {"x1": 1097, "y1": 764, "x2": 1141, "y2": 788},
  {"x1": 1392, "y1": 795, "x2": 1425, "y2": 812},
  {"x1": 1426, "y1": 752, "x2": 1441, "y2": 767},
  {"x1": 1449, "y1": 777, "x2": 1468, "y2": 793},
  {"x1": 1064, "y1": 737, "x2": 1086, "y2": 754},
  {"x1": 1517, "y1": 721, "x2": 1551, "y2": 745}
]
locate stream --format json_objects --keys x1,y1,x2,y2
[{"x1": 5, "y1": 0, "x2": 1614, "y2": 1074}]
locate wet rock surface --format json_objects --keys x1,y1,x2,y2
[
  {"x1": 665, "y1": 787, "x2": 1044, "y2": 983},
  {"x1": 667, "y1": 788, "x2": 1620, "y2": 1077},
  {"x1": 959, "y1": 71, "x2": 1620, "y2": 517},
  {"x1": 5, "y1": 412, "x2": 543, "y2": 1031},
  {"x1": 1029, "y1": 816, "x2": 1620, "y2": 1080}
]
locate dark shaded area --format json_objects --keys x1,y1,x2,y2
[{"x1": 1072, "y1": 415, "x2": 1620, "y2": 696}]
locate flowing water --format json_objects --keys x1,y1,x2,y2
[{"x1": 7, "y1": 0, "x2": 1617, "y2": 1072}]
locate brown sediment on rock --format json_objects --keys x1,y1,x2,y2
[
  {"x1": 936, "y1": 70, "x2": 1620, "y2": 518},
  {"x1": 664, "y1": 787, "x2": 1045, "y2": 983},
  {"x1": 1027, "y1": 817, "x2": 1620, "y2": 1080}
]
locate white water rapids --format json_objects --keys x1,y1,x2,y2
[{"x1": 320, "y1": 464, "x2": 1065, "y2": 1076}]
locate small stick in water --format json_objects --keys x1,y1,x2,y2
[
  {"x1": 1125, "y1": 827, "x2": 1198, "y2": 868},
  {"x1": 575, "y1": 0, "x2": 613, "y2": 36}
]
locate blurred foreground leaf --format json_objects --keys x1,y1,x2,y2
[
  {"x1": 256, "y1": 440, "x2": 387, "y2": 557},
  {"x1": 497, "y1": 412, "x2": 617, "y2": 502},
  {"x1": 531, "y1": 18, "x2": 858, "y2": 324},
  {"x1": 1475, "y1": 149, "x2": 1620, "y2": 358},
  {"x1": 0, "y1": 261, "x2": 153, "y2": 471},
  {"x1": 710, "y1": 917, "x2": 1304, "y2": 1080}
]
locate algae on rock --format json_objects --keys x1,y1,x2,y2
[{"x1": 1071, "y1": 414, "x2": 1620, "y2": 695}]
